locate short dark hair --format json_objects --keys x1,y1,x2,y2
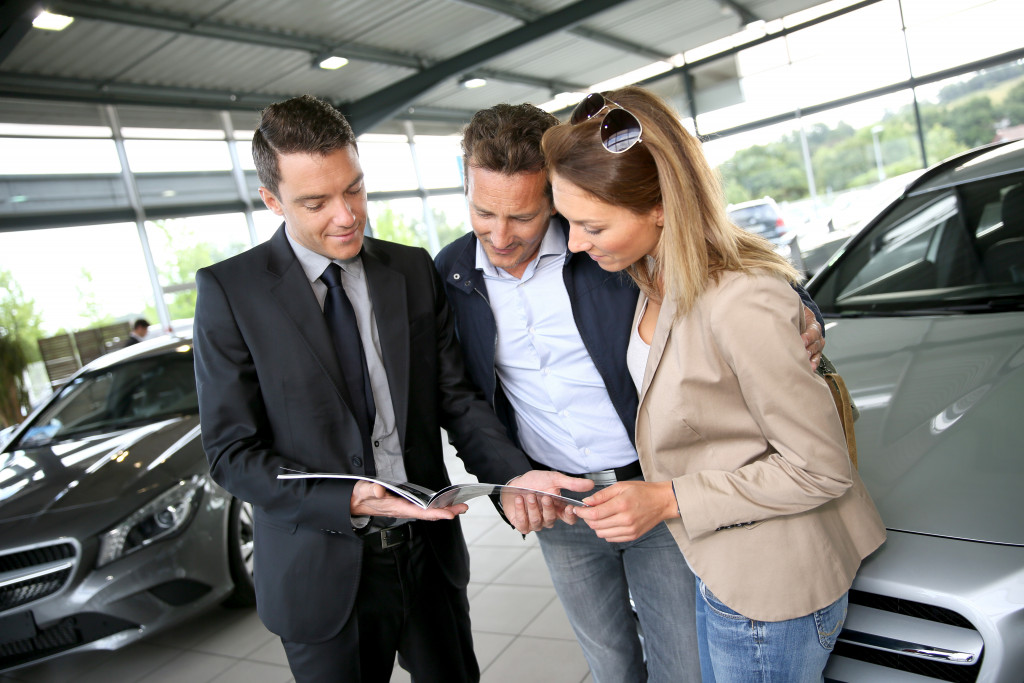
[
  {"x1": 461, "y1": 104, "x2": 559, "y2": 186},
  {"x1": 132, "y1": 318, "x2": 150, "y2": 330},
  {"x1": 252, "y1": 95, "x2": 357, "y2": 196}
]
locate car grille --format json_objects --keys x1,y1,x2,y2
[
  {"x1": 0, "y1": 542, "x2": 77, "y2": 612},
  {"x1": 828, "y1": 589, "x2": 984, "y2": 682}
]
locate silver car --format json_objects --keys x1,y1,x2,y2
[
  {"x1": 0, "y1": 334, "x2": 255, "y2": 673},
  {"x1": 810, "y1": 140, "x2": 1024, "y2": 682}
]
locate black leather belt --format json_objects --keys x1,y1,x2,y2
[
  {"x1": 528, "y1": 457, "x2": 643, "y2": 485},
  {"x1": 363, "y1": 523, "x2": 412, "y2": 550}
]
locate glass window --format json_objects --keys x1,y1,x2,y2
[
  {"x1": 914, "y1": 60, "x2": 1024, "y2": 165},
  {"x1": 428, "y1": 194, "x2": 473, "y2": 251},
  {"x1": 0, "y1": 138, "x2": 122, "y2": 174},
  {"x1": 16, "y1": 350, "x2": 198, "y2": 449},
  {"x1": 814, "y1": 170, "x2": 1024, "y2": 312},
  {"x1": 358, "y1": 140, "x2": 419, "y2": 192},
  {"x1": 123, "y1": 140, "x2": 233, "y2": 173},
  {"x1": 145, "y1": 214, "x2": 251, "y2": 320},
  {"x1": 787, "y1": 0, "x2": 909, "y2": 107},
  {"x1": 704, "y1": 119, "x2": 806, "y2": 206},
  {"x1": 903, "y1": 0, "x2": 1024, "y2": 77},
  {"x1": 0, "y1": 223, "x2": 152, "y2": 333},
  {"x1": 368, "y1": 198, "x2": 428, "y2": 249},
  {"x1": 412, "y1": 136, "x2": 465, "y2": 189}
]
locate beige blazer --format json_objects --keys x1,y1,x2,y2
[{"x1": 636, "y1": 270, "x2": 885, "y2": 622}]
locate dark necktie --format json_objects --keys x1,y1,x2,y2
[{"x1": 320, "y1": 263, "x2": 377, "y2": 476}]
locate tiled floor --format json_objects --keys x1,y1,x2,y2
[{"x1": 1, "y1": 441, "x2": 595, "y2": 683}]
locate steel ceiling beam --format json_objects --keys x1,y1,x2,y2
[
  {"x1": 0, "y1": 0, "x2": 40, "y2": 67},
  {"x1": 344, "y1": 0, "x2": 634, "y2": 134},
  {"x1": 718, "y1": 0, "x2": 761, "y2": 26},
  {"x1": 49, "y1": 0, "x2": 425, "y2": 69},
  {"x1": 465, "y1": 67, "x2": 587, "y2": 95},
  {"x1": 451, "y1": 0, "x2": 671, "y2": 62},
  {"x1": 0, "y1": 72, "x2": 477, "y2": 128}
]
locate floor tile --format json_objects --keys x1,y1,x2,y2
[
  {"x1": 135, "y1": 651, "x2": 236, "y2": 683},
  {"x1": 520, "y1": 597, "x2": 579, "y2": 641},
  {"x1": 469, "y1": 584, "x2": 557, "y2": 635},
  {"x1": 493, "y1": 546, "x2": 553, "y2": 587},
  {"x1": 467, "y1": 545, "x2": 529, "y2": 584},
  {"x1": 480, "y1": 635, "x2": 590, "y2": 683},
  {"x1": 208, "y1": 660, "x2": 292, "y2": 683},
  {"x1": 66, "y1": 642, "x2": 180, "y2": 683}
]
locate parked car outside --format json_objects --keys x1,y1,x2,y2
[
  {"x1": 0, "y1": 332, "x2": 255, "y2": 673},
  {"x1": 727, "y1": 196, "x2": 806, "y2": 273},
  {"x1": 800, "y1": 171, "x2": 927, "y2": 277},
  {"x1": 810, "y1": 139, "x2": 1024, "y2": 682}
]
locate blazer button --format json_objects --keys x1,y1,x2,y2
[{"x1": 352, "y1": 456, "x2": 363, "y2": 467}]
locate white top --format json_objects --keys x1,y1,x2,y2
[{"x1": 627, "y1": 297, "x2": 651, "y2": 394}]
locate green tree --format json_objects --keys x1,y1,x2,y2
[
  {"x1": 0, "y1": 269, "x2": 44, "y2": 426},
  {"x1": 143, "y1": 220, "x2": 248, "y2": 321},
  {"x1": 77, "y1": 268, "x2": 117, "y2": 326},
  {"x1": 0, "y1": 333, "x2": 29, "y2": 427},
  {"x1": 947, "y1": 95, "x2": 997, "y2": 148},
  {"x1": 1003, "y1": 80, "x2": 1024, "y2": 125},
  {"x1": 0, "y1": 269, "x2": 45, "y2": 363}
]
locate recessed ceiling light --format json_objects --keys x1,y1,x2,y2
[
  {"x1": 33, "y1": 11, "x2": 74, "y2": 31},
  {"x1": 462, "y1": 77, "x2": 487, "y2": 89},
  {"x1": 319, "y1": 56, "x2": 349, "y2": 70}
]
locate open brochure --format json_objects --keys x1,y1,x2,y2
[{"x1": 277, "y1": 469, "x2": 588, "y2": 509}]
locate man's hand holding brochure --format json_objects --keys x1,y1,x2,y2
[{"x1": 278, "y1": 468, "x2": 594, "y2": 533}]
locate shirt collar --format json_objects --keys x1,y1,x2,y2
[
  {"x1": 474, "y1": 216, "x2": 567, "y2": 277},
  {"x1": 285, "y1": 227, "x2": 364, "y2": 284}
]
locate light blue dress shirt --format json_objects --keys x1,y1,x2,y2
[
  {"x1": 285, "y1": 230, "x2": 407, "y2": 484},
  {"x1": 476, "y1": 220, "x2": 637, "y2": 474}
]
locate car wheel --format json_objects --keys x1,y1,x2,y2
[{"x1": 223, "y1": 497, "x2": 256, "y2": 607}]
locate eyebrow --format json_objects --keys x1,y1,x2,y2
[{"x1": 293, "y1": 174, "x2": 364, "y2": 203}]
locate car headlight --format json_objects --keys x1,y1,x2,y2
[{"x1": 97, "y1": 475, "x2": 204, "y2": 567}]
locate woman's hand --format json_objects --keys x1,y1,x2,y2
[{"x1": 573, "y1": 481, "x2": 679, "y2": 543}]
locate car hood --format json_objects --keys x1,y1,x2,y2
[
  {"x1": 822, "y1": 313, "x2": 1024, "y2": 546},
  {"x1": 0, "y1": 415, "x2": 204, "y2": 528}
]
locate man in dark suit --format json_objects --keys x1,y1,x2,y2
[
  {"x1": 124, "y1": 318, "x2": 149, "y2": 346},
  {"x1": 193, "y1": 95, "x2": 589, "y2": 683}
]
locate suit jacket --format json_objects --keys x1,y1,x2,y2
[
  {"x1": 193, "y1": 226, "x2": 530, "y2": 643},
  {"x1": 637, "y1": 270, "x2": 885, "y2": 622}
]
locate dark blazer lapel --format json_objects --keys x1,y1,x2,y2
[
  {"x1": 265, "y1": 227, "x2": 351, "y2": 404},
  {"x1": 361, "y1": 239, "x2": 410, "y2": 446}
]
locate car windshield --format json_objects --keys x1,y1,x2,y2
[
  {"x1": 810, "y1": 170, "x2": 1024, "y2": 315},
  {"x1": 15, "y1": 350, "x2": 198, "y2": 448}
]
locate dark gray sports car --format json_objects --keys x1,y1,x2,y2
[{"x1": 0, "y1": 332, "x2": 254, "y2": 673}]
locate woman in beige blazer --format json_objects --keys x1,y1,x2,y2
[{"x1": 542, "y1": 86, "x2": 886, "y2": 682}]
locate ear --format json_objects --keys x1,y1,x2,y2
[
  {"x1": 653, "y1": 203, "x2": 664, "y2": 227},
  {"x1": 259, "y1": 187, "x2": 284, "y2": 216}
]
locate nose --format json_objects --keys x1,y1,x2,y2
[
  {"x1": 331, "y1": 199, "x2": 356, "y2": 227},
  {"x1": 567, "y1": 225, "x2": 591, "y2": 254},
  {"x1": 490, "y1": 220, "x2": 514, "y2": 249}
]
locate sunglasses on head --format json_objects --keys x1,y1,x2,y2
[{"x1": 569, "y1": 93, "x2": 643, "y2": 154}]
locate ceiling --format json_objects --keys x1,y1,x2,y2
[{"x1": 0, "y1": 0, "x2": 832, "y2": 136}]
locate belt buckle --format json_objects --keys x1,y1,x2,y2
[
  {"x1": 380, "y1": 525, "x2": 405, "y2": 549},
  {"x1": 583, "y1": 469, "x2": 617, "y2": 486}
]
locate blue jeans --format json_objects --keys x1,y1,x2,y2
[
  {"x1": 695, "y1": 576, "x2": 847, "y2": 683},
  {"x1": 536, "y1": 490, "x2": 701, "y2": 683}
]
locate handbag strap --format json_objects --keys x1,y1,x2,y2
[{"x1": 820, "y1": 371, "x2": 858, "y2": 470}]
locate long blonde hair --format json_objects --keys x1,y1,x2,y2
[{"x1": 541, "y1": 86, "x2": 799, "y2": 314}]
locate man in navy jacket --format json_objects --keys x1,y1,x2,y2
[{"x1": 435, "y1": 103, "x2": 825, "y2": 682}]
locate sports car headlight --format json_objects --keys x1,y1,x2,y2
[{"x1": 97, "y1": 475, "x2": 204, "y2": 567}]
